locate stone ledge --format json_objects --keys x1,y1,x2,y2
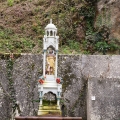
[{"x1": 15, "y1": 117, "x2": 82, "y2": 120}]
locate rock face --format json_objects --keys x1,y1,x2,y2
[
  {"x1": 0, "y1": 54, "x2": 43, "y2": 119},
  {"x1": 97, "y1": 0, "x2": 120, "y2": 41},
  {"x1": 0, "y1": 54, "x2": 120, "y2": 120},
  {"x1": 13, "y1": 54, "x2": 43, "y2": 116}
]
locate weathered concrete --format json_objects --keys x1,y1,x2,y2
[
  {"x1": 0, "y1": 54, "x2": 120, "y2": 120},
  {"x1": 58, "y1": 55, "x2": 120, "y2": 120},
  {"x1": 87, "y1": 77, "x2": 120, "y2": 120}
]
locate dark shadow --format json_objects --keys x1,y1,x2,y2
[{"x1": 61, "y1": 105, "x2": 66, "y2": 117}]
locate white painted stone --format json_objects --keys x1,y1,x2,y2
[{"x1": 38, "y1": 20, "x2": 62, "y2": 115}]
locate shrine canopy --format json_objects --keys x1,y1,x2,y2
[{"x1": 45, "y1": 19, "x2": 57, "y2": 37}]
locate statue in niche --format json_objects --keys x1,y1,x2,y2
[{"x1": 46, "y1": 48, "x2": 56, "y2": 75}]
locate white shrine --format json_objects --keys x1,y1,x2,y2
[{"x1": 38, "y1": 19, "x2": 62, "y2": 116}]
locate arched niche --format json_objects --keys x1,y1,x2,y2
[
  {"x1": 46, "y1": 46, "x2": 56, "y2": 75},
  {"x1": 47, "y1": 45, "x2": 55, "y2": 54},
  {"x1": 42, "y1": 91, "x2": 57, "y2": 106}
]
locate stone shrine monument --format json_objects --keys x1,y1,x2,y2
[
  {"x1": 15, "y1": 19, "x2": 82, "y2": 120},
  {"x1": 38, "y1": 19, "x2": 62, "y2": 116}
]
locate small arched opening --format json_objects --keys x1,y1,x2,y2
[
  {"x1": 43, "y1": 92, "x2": 57, "y2": 106},
  {"x1": 50, "y1": 30, "x2": 53, "y2": 36},
  {"x1": 47, "y1": 31, "x2": 49, "y2": 36}
]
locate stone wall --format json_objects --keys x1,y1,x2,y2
[
  {"x1": 0, "y1": 54, "x2": 120, "y2": 120},
  {"x1": 58, "y1": 55, "x2": 120, "y2": 120},
  {"x1": 87, "y1": 77, "x2": 120, "y2": 120},
  {"x1": 0, "y1": 54, "x2": 43, "y2": 120}
]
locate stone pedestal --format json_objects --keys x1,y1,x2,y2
[{"x1": 38, "y1": 75, "x2": 62, "y2": 116}]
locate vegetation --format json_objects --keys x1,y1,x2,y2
[
  {"x1": 7, "y1": 0, "x2": 14, "y2": 6},
  {"x1": 0, "y1": 0, "x2": 119, "y2": 54}
]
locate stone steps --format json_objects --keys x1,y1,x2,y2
[
  {"x1": 39, "y1": 105, "x2": 59, "y2": 110},
  {"x1": 38, "y1": 105, "x2": 61, "y2": 116},
  {"x1": 38, "y1": 109, "x2": 61, "y2": 116}
]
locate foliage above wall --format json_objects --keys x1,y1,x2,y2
[{"x1": 0, "y1": 0, "x2": 119, "y2": 54}]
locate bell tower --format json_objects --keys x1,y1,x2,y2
[{"x1": 38, "y1": 19, "x2": 62, "y2": 116}]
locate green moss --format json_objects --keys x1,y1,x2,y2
[
  {"x1": 7, "y1": 0, "x2": 14, "y2": 6},
  {"x1": 6, "y1": 58, "x2": 18, "y2": 114},
  {"x1": 0, "y1": 53, "x2": 21, "y2": 60},
  {"x1": 42, "y1": 100, "x2": 57, "y2": 106}
]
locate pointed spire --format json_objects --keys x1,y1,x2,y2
[{"x1": 50, "y1": 19, "x2": 52, "y2": 24}]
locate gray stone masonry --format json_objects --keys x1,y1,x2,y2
[
  {"x1": 87, "y1": 77, "x2": 120, "y2": 120},
  {"x1": 0, "y1": 54, "x2": 120, "y2": 120}
]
